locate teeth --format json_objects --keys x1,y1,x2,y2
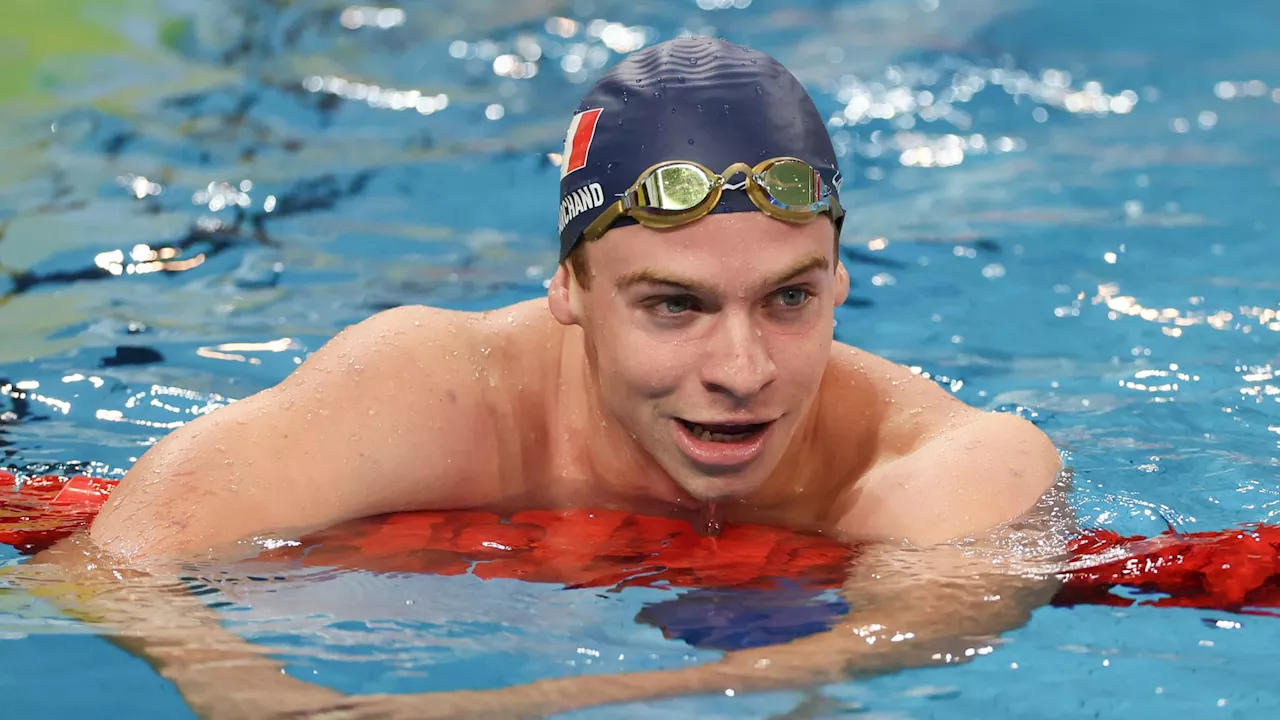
[{"x1": 690, "y1": 423, "x2": 754, "y2": 443}]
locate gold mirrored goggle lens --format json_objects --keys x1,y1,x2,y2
[
  {"x1": 636, "y1": 163, "x2": 718, "y2": 213},
  {"x1": 756, "y1": 159, "x2": 821, "y2": 209}
]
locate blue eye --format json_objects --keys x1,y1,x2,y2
[
  {"x1": 774, "y1": 287, "x2": 811, "y2": 308},
  {"x1": 659, "y1": 296, "x2": 695, "y2": 315}
]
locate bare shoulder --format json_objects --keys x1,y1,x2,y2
[
  {"x1": 824, "y1": 342, "x2": 981, "y2": 457},
  {"x1": 827, "y1": 340, "x2": 1057, "y2": 463},
  {"x1": 825, "y1": 342, "x2": 1061, "y2": 542},
  {"x1": 292, "y1": 304, "x2": 496, "y2": 415},
  {"x1": 91, "y1": 303, "x2": 547, "y2": 557},
  {"x1": 313, "y1": 299, "x2": 556, "y2": 393},
  {"x1": 287, "y1": 301, "x2": 550, "y2": 487}
]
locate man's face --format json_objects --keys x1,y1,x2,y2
[{"x1": 556, "y1": 212, "x2": 849, "y2": 502}]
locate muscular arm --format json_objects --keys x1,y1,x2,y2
[{"x1": 91, "y1": 305, "x2": 509, "y2": 560}]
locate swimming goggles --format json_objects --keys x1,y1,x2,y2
[{"x1": 579, "y1": 157, "x2": 843, "y2": 244}]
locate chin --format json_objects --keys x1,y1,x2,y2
[{"x1": 668, "y1": 468, "x2": 771, "y2": 503}]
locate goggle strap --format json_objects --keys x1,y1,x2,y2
[{"x1": 581, "y1": 200, "x2": 627, "y2": 245}]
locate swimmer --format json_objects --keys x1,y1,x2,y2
[{"x1": 28, "y1": 38, "x2": 1067, "y2": 718}]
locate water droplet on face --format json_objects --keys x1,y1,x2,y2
[
  {"x1": 653, "y1": 91, "x2": 661, "y2": 98},
  {"x1": 687, "y1": 138, "x2": 695, "y2": 145},
  {"x1": 755, "y1": 85, "x2": 762, "y2": 95},
  {"x1": 690, "y1": 57, "x2": 698, "y2": 65},
  {"x1": 677, "y1": 75, "x2": 686, "y2": 83}
]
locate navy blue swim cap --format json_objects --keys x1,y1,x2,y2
[{"x1": 557, "y1": 37, "x2": 843, "y2": 261}]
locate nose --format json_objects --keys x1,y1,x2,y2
[{"x1": 700, "y1": 310, "x2": 777, "y2": 401}]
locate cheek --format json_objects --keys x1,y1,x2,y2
[
  {"x1": 772, "y1": 329, "x2": 832, "y2": 385},
  {"x1": 595, "y1": 325, "x2": 691, "y2": 397}
]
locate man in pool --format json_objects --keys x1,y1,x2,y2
[{"x1": 35, "y1": 38, "x2": 1066, "y2": 718}]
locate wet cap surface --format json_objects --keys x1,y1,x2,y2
[{"x1": 557, "y1": 37, "x2": 843, "y2": 260}]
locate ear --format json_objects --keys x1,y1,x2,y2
[
  {"x1": 833, "y1": 260, "x2": 850, "y2": 308},
  {"x1": 547, "y1": 264, "x2": 584, "y2": 326}
]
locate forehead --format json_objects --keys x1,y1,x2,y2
[{"x1": 587, "y1": 213, "x2": 836, "y2": 289}]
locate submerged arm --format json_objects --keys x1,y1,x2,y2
[
  {"x1": 12, "y1": 525, "x2": 1064, "y2": 720},
  {"x1": 17, "y1": 533, "x2": 514, "y2": 720},
  {"x1": 15, "y1": 535, "x2": 345, "y2": 720},
  {"x1": 358, "y1": 487, "x2": 1071, "y2": 718}
]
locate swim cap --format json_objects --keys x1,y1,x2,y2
[{"x1": 557, "y1": 37, "x2": 843, "y2": 261}]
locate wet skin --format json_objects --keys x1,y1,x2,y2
[{"x1": 89, "y1": 211, "x2": 1060, "y2": 557}]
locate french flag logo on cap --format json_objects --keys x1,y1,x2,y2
[{"x1": 560, "y1": 108, "x2": 603, "y2": 179}]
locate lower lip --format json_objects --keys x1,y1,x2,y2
[{"x1": 672, "y1": 419, "x2": 772, "y2": 471}]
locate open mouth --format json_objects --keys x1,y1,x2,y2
[{"x1": 677, "y1": 419, "x2": 770, "y2": 443}]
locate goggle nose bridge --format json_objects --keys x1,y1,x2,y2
[{"x1": 719, "y1": 162, "x2": 754, "y2": 191}]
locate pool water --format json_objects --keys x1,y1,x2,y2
[{"x1": 2, "y1": 0, "x2": 1279, "y2": 716}]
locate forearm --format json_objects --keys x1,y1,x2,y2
[
  {"x1": 454, "y1": 502, "x2": 1070, "y2": 716},
  {"x1": 16, "y1": 533, "x2": 340, "y2": 718},
  {"x1": 778, "y1": 572, "x2": 1055, "y2": 675},
  {"x1": 395, "y1": 569, "x2": 1059, "y2": 720}
]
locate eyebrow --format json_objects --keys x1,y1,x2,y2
[{"x1": 615, "y1": 254, "x2": 830, "y2": 295}]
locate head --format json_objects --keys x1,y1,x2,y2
[{"x1": 548, "y1": 38, "x2": 849, "y2": 502}]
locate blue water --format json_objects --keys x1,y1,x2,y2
[{"x1": 2, "y1": 0, "x2": 1279, "y2": 716}]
